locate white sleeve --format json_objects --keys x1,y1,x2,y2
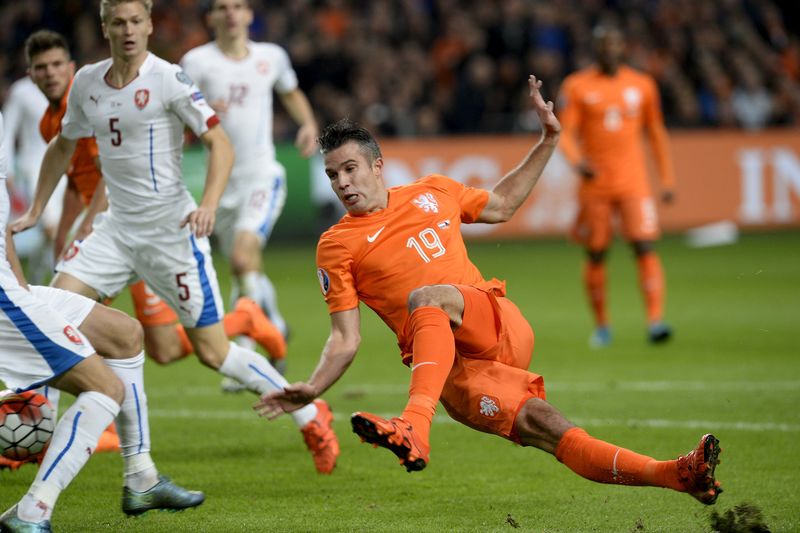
[
  {"x1": 61, "y1": 69, "x2": 93, "y2": 140},
  {"x1": 164, "y1": 65, "x2": 219, "y2": 137},
  {"x1": 179, "y1": 51, "x2": 202, "y2": 91},
  {"x1": 273, "y1": 45, "x2": 299, "y2": 94},
  {"x1": 0, "y1": 112, "x2": 7, "y2": 178},
  {"x1": 1, "y1": 87, "x2": 22, "y2": 175}
]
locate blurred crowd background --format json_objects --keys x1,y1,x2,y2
[{"x1": 1, "y1": 0, "x2": 798, "y2": 140}]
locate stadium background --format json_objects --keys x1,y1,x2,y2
[{"x1": 1, "y1": 2, "x2": 799, "y2": 532}]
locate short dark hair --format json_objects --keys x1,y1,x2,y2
[
  {"x1": 25, "y1": 30, "x2": 70, "y2": 65},
  {"x1": 318, "y1": 119, "x2": 382, "y2": 163}
]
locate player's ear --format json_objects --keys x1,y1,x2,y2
[
  {"x1": 372, "y1": 156, "x2": 384, "y2": 176},
  {"x1": 146, "y1": 17, "x2": 153, "y2": 36},
  {"x1": 101, "y1": 23, "x2": 109, "y2": 40},
  {"x1": 68, "y1": 61, "x2": 76, "y2": 77}
]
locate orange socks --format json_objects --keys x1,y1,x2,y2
[
  {"x1": 401, "y1": 306, "x2": 456, "y2": 447},
  {"x1": 555, "y1": 427, "x2": 683, "y2": 491},
  {"x1": 584, "y1": 261, "x2": 608, "y2": 327},
  {"x1": 637, "y1": 252, "x2": 665, "y2": 323}
]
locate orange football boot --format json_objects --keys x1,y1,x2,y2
[
  {"x1": 0, "y1": 456, "x2": 26, "y2": 471},
  {"x1": 95, "y1": 423, "x2": 121, "y2": 453},
  {"x1": 351, "y1": 412, "x2": 430, "y2": 472},
  {"x1": 233, "y1": 297, "x2": 287, "y2": 360},
  {"x1": 300, "y1": 400, "x2": 339, "y2": 474},
  {"x1": 677, "y1": 433, "x2": 722, "y2": 504}
]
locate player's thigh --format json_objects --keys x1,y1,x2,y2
[
  {"x1": 620, "y1": 196, "x2": 660, "y2": 242},
  {"x1": 0, "y1": 275, "x2": 96, "y2": 393},
  {"x1": 439, "y1": 357, "x2": 546, "y2": 443},
  {"x1": 136, "y1": 232, "x2": 224, "y2": 329},
  {"x1": 571, "y1": 197, "x2": 613, "y2": 251},
  {"x1": 234, "y1": 161, "x2": 288, "y2": 247},
  {"x1": 31, "y1": 285, "x2": 142, "y2": 359},
  {"x1": 55, "y1": 218, "x2": 136, "y2": 299},
  {"x1": 453, "y1": 286, "x2": 534, "y2": 370}
]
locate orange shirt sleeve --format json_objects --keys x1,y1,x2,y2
[
  {"x1": 557, "y1": 75, "x2": 584, "y2": 167},
  {"x1": 316, "y1": 235, "x2": 359, "y2": 314},
  {"x1": 642, "y1": 76, "x2": 676, "y2": 189},
  {"x1": 421, "y1": 174, "x2": 489, "y2": 223}
]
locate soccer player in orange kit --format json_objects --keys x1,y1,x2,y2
[
  {"x1": 558, "y1": 24, "x2": 675, "y2": 347},
  {"x1": 254, "y1": 76, "x2": 722, "y2": 505}
]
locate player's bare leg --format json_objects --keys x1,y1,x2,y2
[
  {"x1": 187, "y1": 323, "x2": 338, "y2": 473},
  {"x1": 514, "y1": 398, "x2": 721, "y2": 503}
]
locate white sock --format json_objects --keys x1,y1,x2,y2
[
  {"x1": 35, "y1": 385, "x2": 60, "y2": 418},
  {"x1": 242, "y1": 271, "x2": 288, "y2": 338},
  {"x1": 219, "y1": 342, "x2": 317, "y2": 427},
  {"x1": 18, "y1": 391, "x2": 119, "y2": 522},
  {"x1": 103, "y1": 351, "x2": 158, "y2": 490}
]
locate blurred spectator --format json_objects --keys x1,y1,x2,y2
[{"x1": 1, "y1": 0, "x2": 798, "y2": 137}]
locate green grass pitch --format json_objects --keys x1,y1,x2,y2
[{"x1": 2, "y1": 231, "x2": 798, "y2": 532}]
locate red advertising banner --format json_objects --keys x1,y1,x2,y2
[{"x1": 379, "y1": 130, "x2": 800, "y2": 238}]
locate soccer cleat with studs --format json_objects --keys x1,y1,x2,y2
[
  {"x1": 0, "y1": 505, "x2": 51, "y2": 533},
  {"x1": 677, "y1": 433, "x2": 722, "y2": 505},
  {"x1": 300, "y1": 400, "x2": 340, "y2": 474},
  {"x1": 351, "y1": 412, "x2": 430, "y2": 472},
  {"x1": 121, "y1": 475, "x2": 205, "y2": 516}
]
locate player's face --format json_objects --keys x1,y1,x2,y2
[
  {"x1": 102, "y1": 1, "x2": 153, "y2": 62},
  {"x1": 208, "y1": 0, "x2": 253, "y2": 40},
  {"x1": 325, "y1": 142, "x2": 387, "y2": 215},
  {"x1": 29, "y1": 48, "x2": 74, "y2": 103},
  {"x1": 596, "y1": 30, "x2": 625, "y2": 71}
]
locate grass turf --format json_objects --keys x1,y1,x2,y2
[{"x1": 1, "y1": 231, "x2": 798, "y2": 532}]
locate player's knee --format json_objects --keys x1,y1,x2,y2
[
  {"x1": 407, "y1": 286, "x2": 444, "y2": 313},
  {"x1": 631, "y1": 240, "x2": 654, "y2": 256},
  {"x1": 515, "y1": 398, "x2": 575, "y2": 453},
  {"x1": 117, "y1": 317, "x2": 144, "y2": 357},
  {"x1": 586, "y1": 249, "x2": 607, "y2": 264}
]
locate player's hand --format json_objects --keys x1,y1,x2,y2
[
  {"x1": 253, "y1": 382, "x2": 317, "y2": 419},
  {"x1": 181, "y1": 206, "x2": 216, "y2": 237},
  {"x1": 661, "y1": 189, "x2": 675, "y2": 204},
  {"x1": 295, "y1": 123, "x2": 319, "y2": 158},
  {"x1": 9, "y1": 210, "x2": 40, "y2": 234},
  {"x1": 208, "y1": 99, "x2": 229, "y2": 115},
  {"x1": 528, "y1": 74, "x2": 561, "y2": 139}
]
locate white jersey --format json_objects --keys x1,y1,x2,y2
[
  {"x1": 61, "y1": 53, "x2": 218, "y2": 227},
  {"x1": 180, "y1": 41, "x2": 298, "y2": 173},
  {"x1": 1, "y1": 77, "x2": 48, "y2": 190}
]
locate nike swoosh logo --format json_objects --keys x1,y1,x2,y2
[
  {"x1": 367, "y1": 226, "x2": 386, "y2": 243},
  {"x1": 411, "y1": 361, "x2": 438, "y2": 372}
]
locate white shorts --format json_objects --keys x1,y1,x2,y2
[
  {"x1": 0, "y1": 269, "x2": 95, "y2": 393},
  {"x1": 56, "y1": 215, "x2": 224, "y2": 328},
  {"x1": 214, "y1": 159, "x2": 287, "y2": 256},
  {"x1": 29, "y1": 285, "x2": 96, "y2": 326}
]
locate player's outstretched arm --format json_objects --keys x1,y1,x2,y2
[
  {"x1": 279, "y1": 89, "x2": 319, "y2": 158},
  {"x1": 11, "y1": 134, "x2": 77, "y2": 234},
  {"x1": 181, "y1": 125, "x2": 233, "y2": 237},
  {"x1": 477, "y1": 75, "x2": 561, "y2": 223},
  {"x1": 254, "y1": 308, "x2": 361, "y2": 418}
]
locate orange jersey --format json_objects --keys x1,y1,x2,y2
[
  {"x1": 40, "y1": 87, "x2": 100, "y2": 206},
  {"x1": 316, "y1": 175, "x2": 504, "y2": 352},
  {"x1": 558, "y1": 65, "x2": 675, "y2": 199}
]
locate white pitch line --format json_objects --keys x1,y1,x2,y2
[{"x1": 148, "y1": 409, "x2": 800, "y2": 432}]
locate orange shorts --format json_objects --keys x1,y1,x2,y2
[
  {"x1": 129, "y1": 280, "x2": 179, "y2": 327},
  {"x1": 439, "y1": 285, "x2": 545, "y2": 444},
  {"x1": 571, "y1": 196, "x2": 660, "y2": 251}
]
